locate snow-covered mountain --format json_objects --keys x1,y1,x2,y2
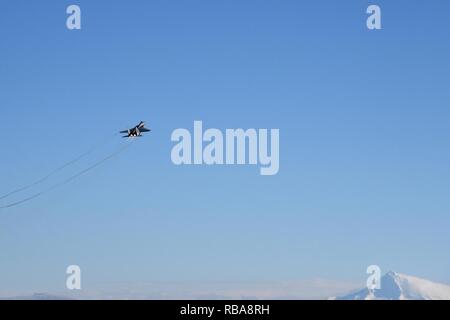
[{"x1": 335, "y1": 271, "x2": 450, "y2": 300}]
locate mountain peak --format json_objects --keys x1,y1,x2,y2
[
  {"x1": 336, "y1": 271, "x2": 450, "y2": 300},
  {"x1": 385, "y1": 270, "x2": 397, "y2": 277}
]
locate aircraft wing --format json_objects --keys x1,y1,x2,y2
[{"x1": 139, "y1": 128, "x2": 150, "y2": 132}]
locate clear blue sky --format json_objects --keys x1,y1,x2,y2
[{"x1": 0, "y1": 0, "x2": 449, "y2": 297}]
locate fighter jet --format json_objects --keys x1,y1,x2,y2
[{"x1": 120, "y1": 121, "x2": 151, "y2": 138}]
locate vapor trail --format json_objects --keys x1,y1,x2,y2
[
  {"x1": 0, "y1": 139, "x2": 134, "y2": 209},
  {"x1": 0, "y1": 133, "x2": 118, "y2": 201}
]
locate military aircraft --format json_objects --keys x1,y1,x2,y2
[{"x1": 120, "y1": 121, "x2": 151, "y2": 138}]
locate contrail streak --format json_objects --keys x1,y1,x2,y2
[
  {"x1": 0, "y1": 133, "x2": 118, "y2": 201},
  {"x1": 0, "y1": 139, "x2": 134, "y2": 209}
]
